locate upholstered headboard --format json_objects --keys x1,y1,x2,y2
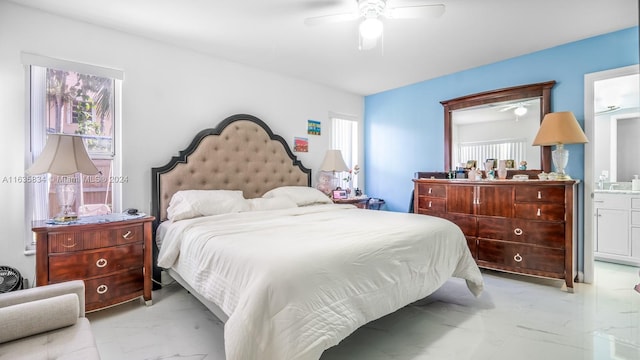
[{"x1": 151, "y1": 114, "x2": 311, "y2": 222}]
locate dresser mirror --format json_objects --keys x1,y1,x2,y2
[{"x1": 442, "y1": 81, "x2": 556, "y2": 173}]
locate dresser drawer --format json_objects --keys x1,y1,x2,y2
[
  {"x1": 514, "y1": 203, "x2": 565, "y2": 221},
  {"x1": 515, "y1": 186, "x2": 564, "y2": 203},
  {"x1": 48, "y1": 224, "x2": 144, "y2": 253},
  {"x1": 417, "y1": 197, "x2": 446, "y2": 213},
  {"x1": 84, "y1": 268, "x2": 144, "y2": 310},
  {"x1": 478, "y1": 217, "x2": 565, "y2": 247},
  {"x1": 417, "y1": 183, "x2": 447, "y2": 198},
  {"x1": 48, "y1": 244, "x2": 143, "y2": 281},
  {"x1": 477, "y1": 240, "x2": 565, "y2": 274},
  {"x1": 442, "y1": 213, "x2": 477, "y2": 237}
]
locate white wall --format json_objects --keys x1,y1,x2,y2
[{"x1": 0, "y1": 2, "x2": 363, "y2": 285}]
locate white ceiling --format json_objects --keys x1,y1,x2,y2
[{"x1": 8, "y1": 0, "x2": 639, "y2": 95}]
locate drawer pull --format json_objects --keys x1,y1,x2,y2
[
  {"x1": 536, "y1": 208, "x2": 541, "y2": 217},
  {"x1": 122, "y1": 231, "x2": 133, "y2": 239},
  {"x1": 514, "y1": 228, "x2": 523, "y2": 236},
  {"x1": 61, "y1": 238, "x2": 77, "y2": 248},
  {"x1": 96, "y1": 285, "x2": 108, "y2": 294},
  {"x1": 428, "y1": 200, "x2": 432, "y2": 208},
  {"x1": 514, "y1": 253, "x2": 523, "y2": 262},
  {"x1": 537, "y1": 191, "x2": 542, "y2": 199},
  {"x1": 96, "y1": 258, "x2": 108, "y2": 268},
  {"x1": 428, "y1": 188, "x2": 433, "y2": 194}
]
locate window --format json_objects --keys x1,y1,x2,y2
[
  {"x1": 23, "y1": 54, "x2": 123, "y2": 251},
  {"x1": 331, "y1": 116, "x2": 358, "y2": 189},
  {"x1": 455, "y1": 138, "x2": 526, "y2": 169}
]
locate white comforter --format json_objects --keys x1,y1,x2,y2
[{"x1": 157, "y1": 204, "x2": 483, "y2": 360}]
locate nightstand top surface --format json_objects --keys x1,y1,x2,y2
[{"x1": 32, "y1": 215, "x2": 154, "y2": 231}]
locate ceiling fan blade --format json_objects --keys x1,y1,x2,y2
[
  {"x1": 304, "y1": 12, "x2": 359, "y2": 26},
  {"x1": 387, "y1": 4, "x2": 445, "y2": 19},
  {"x1": 498, "y1": 106, "x2": 517, "y2": 112}
]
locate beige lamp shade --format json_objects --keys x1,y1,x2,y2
[
  {"x1": 532, "y1": 111, "x2": 589, "y2": 146},
  {"x1": 320, "y1": 149, "x2": 349, "y2": 172},
  {"x1": 27, "y1": 134, "x2": 99, "y2": 175}
]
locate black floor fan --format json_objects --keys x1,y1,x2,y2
[{"x1": 0, "y1": 266, "x2": 23, "y2": 292}]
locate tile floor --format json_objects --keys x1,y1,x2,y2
[{"x1": 88, "y1": 261, "x2": 640, "y2": 360}]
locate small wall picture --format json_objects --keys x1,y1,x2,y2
[
  {"x1": 485, "y1": 158, "x2": 497, "y2": 169},
  {"x1": 505, "y1": 159, "x2": 515, "y2": 169},
  {"x1": 294, "y1": 137, "x2": 308, "y2": 152},
  {"x1": 307, "y1": 120, "x2": 321, "y2": 135}
]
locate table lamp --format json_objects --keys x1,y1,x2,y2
[
  {"x1": 319, "y1": 149, "x2": 349, "y2": 191},
  {"x1": 26, "y1": 134, "x2": 99, "y2": 221},
  {"x1": 532, "y1": 111, "x2": 588, "y2": 180}
]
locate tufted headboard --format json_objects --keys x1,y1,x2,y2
[{"x1": 151, "y1": 114, "x2": 311, "y2": 222}]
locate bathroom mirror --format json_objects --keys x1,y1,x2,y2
[
  {"x1": 442, "y1": 81, "x2": 555, "y2": 173},
  {"x1": 593, "y1": 72, "x2": 640, "y2": 183}
]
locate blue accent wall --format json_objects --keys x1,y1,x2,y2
[
  {"x1": 365, "y1": 27, "x2": 639, "y2": 212},
  {"x1": 364, "y1": 26, "x2": 638, "y2": 273}
]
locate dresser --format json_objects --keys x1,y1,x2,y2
[
  {"x1": 413, "y1": 179, "x2": 577, "y2": 291},
  {"x1": 33, "y1": 216, "x2": 154, "y2": 311}
]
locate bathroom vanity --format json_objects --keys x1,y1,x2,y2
[{"x1": 593, "y1": 188, "x2": 640, "y2": 266}]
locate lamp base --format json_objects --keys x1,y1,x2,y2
[
  {"x1": 53, "y1": 214, "x2": 78, "y2": 222},
  {"x1": 54, "y1": 182, "x2": 78, "y2": 222},
  {"x1": 553, "y1": 173, "x2": 572, "y2": 180},
  {"x1": 54, "y1": 204, "x2": 78, "y2": 222}
]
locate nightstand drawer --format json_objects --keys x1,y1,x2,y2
[
  {"x1": 49, "y1": 244, "x2": 143, "y2": 281},
  {"x1": 114, "y1": 224, "x2": 144, "y2": 245},
  {"x1": 85, "y1": 268, "x2": 144, "y2": 310},
  {"x1": 48, "y1": 224, "x2": 144, "y2": 253}
]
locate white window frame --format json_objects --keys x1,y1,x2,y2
[
  {"x1": 331, "y1": 114, "x2": 358, "y2": 190},
  {"x1": 22, "y1": 53, "x2": 123, "y2": 253}
]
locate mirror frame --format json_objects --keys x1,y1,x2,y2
[{"x1": 442, "y1": 80, "x2": 556, "y2": 173}]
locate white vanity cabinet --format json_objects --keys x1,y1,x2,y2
[{"x1": 593, "y1": 192, "x2": 640, "y2": 265}]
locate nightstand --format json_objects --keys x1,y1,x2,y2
[
  {"x1": 333, "y1": 197, "x2": 371, "y2": 209},
  {"x1": 32, "y1": 216, "x2": 154, "y2": 312}
]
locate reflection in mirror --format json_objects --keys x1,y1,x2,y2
[
  {"x1": 451, "y1": 97, "x2": 542, "y2": 170},
  {"x1": 593, "y1": 72, "x2": 640, "y2": 183},
  {"x1": 442, "y1": 81, "x2": 555, "y2": 173}
]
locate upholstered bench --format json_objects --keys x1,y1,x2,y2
[{"x1": 0, "y1": 280, "x2": 100, "y2": 359}]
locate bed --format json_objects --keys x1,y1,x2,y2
[{"x1": 151, "y1": 114, "x2": 484, "y2": 360}]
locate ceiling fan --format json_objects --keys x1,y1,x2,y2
[
  {"x1": 495, "y1": 101, "x2": 534, "y2": 117},
  {"x1": 304, "y1": 0, "x2": 445, "y2": 50}
]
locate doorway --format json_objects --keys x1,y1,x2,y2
[{"x1": 584, "y1": 64, "x2": 640, "y2": 283}]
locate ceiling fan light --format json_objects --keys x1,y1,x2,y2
[
  {"x1": 514, "y1": 106, "x2": 528, "y2": 116},
  {"x1": 359, "y1": 18, "x2": 383, "y2": 39}
]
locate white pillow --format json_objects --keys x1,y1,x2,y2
[
  {"x1": 245, "y1": 197, "x2": 298, "y2": 212},
  {"x1": 262, "y1": 186, "x2": 333, "y2": 206},
  {"x1": 167, "y1": 190, "x2": 249, "y2": 221}
]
